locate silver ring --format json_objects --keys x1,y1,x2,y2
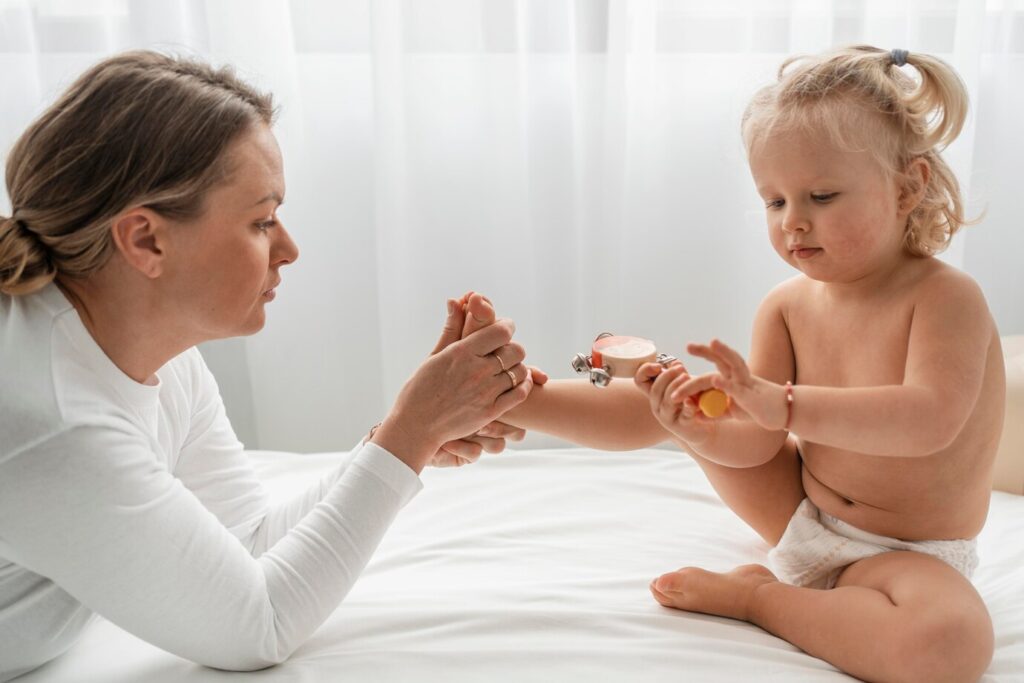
[
  {"x1": 495, "y1": 353, "x2": 507, "y2": 373},
  {"x1": 505, "y1": 369, "x2": 518, "y2": 389}
]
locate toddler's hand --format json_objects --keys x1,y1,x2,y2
[
  {"x1": 633, "y1": 360, "x2": 716, "y2": 447},
  {"x1": 676, "y1": 339, "x2": 789, "y2": 431}
]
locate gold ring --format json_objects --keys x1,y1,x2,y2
[
  {"x1": 505, "y1": 368, "x2": 518, "y2": 389},
  {"x1": 495, "y1": 353, "x2": 507, "y2": 373}
]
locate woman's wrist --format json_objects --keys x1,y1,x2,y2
[{"x1": 368, "y1": 415, "x2": 439, "y2": 475}]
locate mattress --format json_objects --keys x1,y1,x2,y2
[{"x1": 18, "y1": 447, "x2": 1024, "y2": 682}]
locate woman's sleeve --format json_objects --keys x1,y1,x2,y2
[
  {"x1": 0, "y1": 425, "x2": 421, "y2": 671},
  {"x1": 172, "y1": 351, "x2": 366, "y2": 555}
]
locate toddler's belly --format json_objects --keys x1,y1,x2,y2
[{"x1": 799, "y1": 456, "x2": 987, "y2": 541}]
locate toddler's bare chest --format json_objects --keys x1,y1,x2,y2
[{"x1": 789, "y1": 300, "x2": 916, "y2": 388}]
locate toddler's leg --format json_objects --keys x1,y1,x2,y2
[
  {"x1": 686, "y1": 436, "x2": 804, "y2": 545},
  {"x1": 653, "y1": 551, "x2": 993, "y2": 683}
]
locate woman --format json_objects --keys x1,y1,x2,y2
[{"x1": 0, "y1": 51, "x2": 538, "y2": 680}]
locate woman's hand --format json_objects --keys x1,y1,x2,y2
[
  {"x1": 418, "y1": 291, "x2": 547, "y2": 467},
  {"x1": 420, "y1": 293, "x2": 541, "y2": 466},
  {"x1": 667, "y1": 339, "x2": 789, "y2": 431},
  {"x1": 372, "y1": 308, "x2": 534, "y2": 473}
]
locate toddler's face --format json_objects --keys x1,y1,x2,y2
[{"x1": 749, "y1": 129, "x2": 908, "y2": 284}]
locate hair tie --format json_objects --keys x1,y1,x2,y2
[{"x1": 890, "y1": 48, "x2": 909, "y2": 67}]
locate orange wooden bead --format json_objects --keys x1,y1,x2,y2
[{"x1": 698, "y1": 389, "x2": 730, "y2": 418}]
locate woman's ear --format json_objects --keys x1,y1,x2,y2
[
  {"x1": 898, "y1": 157, "x2": 931, "y2": 217},
  {"x1": 109, "y1": 208, "x2": 167, "y2": 279}
]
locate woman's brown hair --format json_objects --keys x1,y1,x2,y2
[{"x1": 1, "y1": 50, "x2": 275, "y2": 295}]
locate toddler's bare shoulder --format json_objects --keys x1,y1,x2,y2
[
  {"x1": 761, "y1": 274, "x2": 814, "y2": 312},
  {"x1": 912, "y1": 261, "x2": 989, "y2": 313}
]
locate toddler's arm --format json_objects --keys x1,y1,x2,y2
[
  {"x1": 784, "y1": 274, "x2": 994, "y2": 457},
  {"x1": 646, "y1": 285, "x2": 794, "y2": 467},
  {"x1": 500, "y1": 379, "x2": 673, "y2": 451}
]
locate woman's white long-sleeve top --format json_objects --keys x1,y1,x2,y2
[{"x1": 0, "y1": 284, "x2": 422, "y2": 681}]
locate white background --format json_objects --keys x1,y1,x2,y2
[{"x1": 2, "y1": 0, "x2": 1021, "y2": 451}]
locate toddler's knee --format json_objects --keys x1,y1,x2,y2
[{"x1": 895, "y1": 608, "x2": 993, "y2": 683}]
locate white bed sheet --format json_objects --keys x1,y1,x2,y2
[{"x1": 19, "y1": 448, "x2": 1024, "y2": 682}]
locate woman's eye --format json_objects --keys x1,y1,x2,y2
[
  {"x1": 256, "y1": 219, "x2": 277, "y2": 231},
  {"x1": 812, "y1": 192, "x2": 838, "y2": 203}
]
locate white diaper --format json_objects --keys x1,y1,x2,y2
[{"x1": 768, "y1": 498, "x2": 979, "y2": 589}]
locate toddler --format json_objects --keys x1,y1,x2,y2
[{"x1": 476, "y1": 45, "x2": 1005, "y2": 682}]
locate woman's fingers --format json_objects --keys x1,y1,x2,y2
[
  {"x1": 462, "y1": 434, "x2": 507, "y2": 454},
  {"x1": 461, "y1": 318, "x2": 515, "y2": 357},
  {"x1": 439, "y1": 438, "x2": 484, "y2": 461},
  {"x1": 490, "y1": 341, "x2": 526, "y2": 374},
  {"x1": 477, "y1": 420, "x2": 526, "y2": 441},
  {"x1": 493, "y1": 367, "x2": 534, "y2": 415},
  {"x1": 490, "y1": 361, "x2": 531, "y2": 396}
]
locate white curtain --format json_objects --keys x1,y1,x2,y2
[{"x1": 2, "y1": 0, "x2": 1021, "y2": 451}]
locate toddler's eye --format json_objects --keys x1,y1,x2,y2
[
  {"x1": 812, "y1": 192, "x2": 838, "y2": 203},
  {"x1": 765, "y1": 199, "x2": 785, "y2": 209}
]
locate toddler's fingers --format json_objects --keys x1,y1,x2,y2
[
  {"x1": 709, "y1": 339, "x2": 753, "y2": 382},
  {"x1": 633, "y1": 362, "x2": 664, "y2": 394},
  {"x1": 526, "y1": 364, "x2": 549, "y2": 386},
  {"x1": 431, "y1": 298, "x2": 468, "y2": 355},
  {"x1": 649, "y1": 581, "x2": 675, "y2": 607},
  {"x1": 461, "y1": 292, "x2": 496, "y2": 338},
  {"x1": 687, "y1": 342, "x2": 735, "y2": 380},
  {"x1": 668, "y1": 373, "x2": 717, "y2": 403},
  {"x1": 651, "y1": 363, "x2": 687, "y2": 404}
]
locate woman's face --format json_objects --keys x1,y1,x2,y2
[{"x1": 164, "y1": 124, "x2": 298, "y2": 339}]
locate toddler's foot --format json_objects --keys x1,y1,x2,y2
[{"x1": 650, "y1": 563, "x2": 777, "y2": 622}]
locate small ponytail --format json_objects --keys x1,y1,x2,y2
[
  {"x1": 896, "y1": 50, "x2": 968, "y2": 154},
  {"x1": 0, "y1": 214, "x2": 57, "y2": 296}
]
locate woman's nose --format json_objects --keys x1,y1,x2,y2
[{"x1": 273, "y1": 221, "x2": 300, "y2": 265}]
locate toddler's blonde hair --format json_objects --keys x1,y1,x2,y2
[{"x1": 742, "y1": 45, "x2": 970, "y2": 257}]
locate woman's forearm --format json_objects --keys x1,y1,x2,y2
[{"x1": 501, "y1": 379, "x2": 672, "y2": 450}]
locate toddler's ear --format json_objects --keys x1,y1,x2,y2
[{"x1": 898, "y1": 157, "x2": 931, "y2": 216}]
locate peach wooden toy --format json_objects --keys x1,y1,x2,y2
[{"x1": 572, "y1": 334, "x2": 676, "y2": 388}]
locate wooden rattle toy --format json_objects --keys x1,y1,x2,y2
[
  {"x1": 571, "y1": 333, "x2": 730, "y2": 417},
  {"x1": 572, "y1": 334, "x2": 673, "y2": 387}
]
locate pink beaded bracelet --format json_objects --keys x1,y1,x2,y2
[{"x1": 783, "y1": 381, "x2": 794, "y2": 431}]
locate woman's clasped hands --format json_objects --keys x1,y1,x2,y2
[{"x1": 370, "y1": 292, "x2": 547, "y2": 473}]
